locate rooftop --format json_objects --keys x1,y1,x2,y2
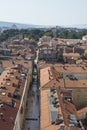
[
  {"x1": 0, "y1": 43, "x2": 33, "y2": 130},
  {"x1": 54, "y1": 64, "x2": 87, "y2": 74},
  {"x1": 40, "y1": 89, "x2": 60, "y2": 130},
  {"x1": 40, "y1": 66, "x2": 52, "y2": 87},
  {"x1": 40, "y1": 85, "x2": 83, "y2": 130},
  {"x1": 63, "y1": 53, "x2": 80, "y2": 57},
  {"x1": 40, "y1": 64, "x2": 87, "y2": 89}
]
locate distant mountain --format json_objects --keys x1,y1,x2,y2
[{"x1": 0, "y1": 21, "x2": 50, "y2": 29}]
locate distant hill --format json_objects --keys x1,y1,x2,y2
[
  {"x1": 0, "y1": 21, "x2": 49, "y2": 29},
  {"x1": 0, "y1": 21, "x2": 87, "y2": 30},
  {"x1": 62, "y1": 24, "x2": 87, "y2": 29}
]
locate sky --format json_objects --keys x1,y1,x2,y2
[{"x1": 0, "y1": 0, "x2": 87, "y2": 26}]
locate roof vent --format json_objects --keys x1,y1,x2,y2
[
  {"x1": 0, "y1": 112, "x2": 3, "y2": 119},
  {"x1": 0, "y1": 104, "x2": 3, "y2": 108},
  {"x1": 10, "y1": 75, "x2": 14, "y2": 78},
  {"x1": 1, "y1": 92, "x2": 6, "y2": 96},
  {"x1": 7, "y1": 82, "x2": 10, "y2": 86}
]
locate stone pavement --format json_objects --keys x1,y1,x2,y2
[{"x1": 23, "y1": 76, "x2": 40, "y2": 130}]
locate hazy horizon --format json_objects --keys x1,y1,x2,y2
[{"x1": 0, "y1": 0, "x2": 87, "y2": 26}]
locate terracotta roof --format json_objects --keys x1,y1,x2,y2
[
  {"x1": 54, "y1": 64, "x2": 87, "y2": 74},
  {"x1": 42, "y1": 79, "x2": 64, "y2": 89},
  {"x1": 58, "y1": 38, "x2": 81, "y2": 44},
  {"x1": 40, "y1": 67, "x2": 52, "y2": 87},
  {"x1": 77, "y1": 107, "x2": 87, "y2": 114},
  {"x1": 63, "y1": 53, "x2": 80, "y2": 57},
  {"x1": 40, "y1": 86, "x2": 82, "y2": 130},
  {"x1": 0, "y1": 104, "x2": 17, "y2": 130},
  {"x1": 0, "y1": 50, "x2": 33, "y2": 130},
  {"x1": 56, "y1": 88, "x2": 81, "y2": 130},
  {"x1": 38, "y1": 42, "x2": 50, "y2": 47},
  {"x1": 0, "y1": 68, "x2": 25, "y2": 130},
  {"x1": 40, "y1": 65, "x2": 84, "y2": 130},
  {"x1": 65, "y1": 79, "x2": 87, "y2": 88},
  {"x1": 40, "y1": 89, "x2": 61, "y2": 130}
]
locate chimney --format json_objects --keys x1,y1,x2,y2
[
  {"x1": 73, "y1": 47, "x2": 75, "y2": 53},
  {"x1": 60, "y1": 124, "x2": 65, "y2": 130},
  {"x1": 69, "y1": 124, "x2": 74, "y2": 130},
  {"x1": 64, "y1": 46, "x2": 66, "y2": 53},
  {"x1": 0, "y1": 112, "x2": 3, "y2": 119}
]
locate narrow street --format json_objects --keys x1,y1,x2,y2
[{"x1": 23, "y1": 53, "x2": 40, "y2": 130}]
